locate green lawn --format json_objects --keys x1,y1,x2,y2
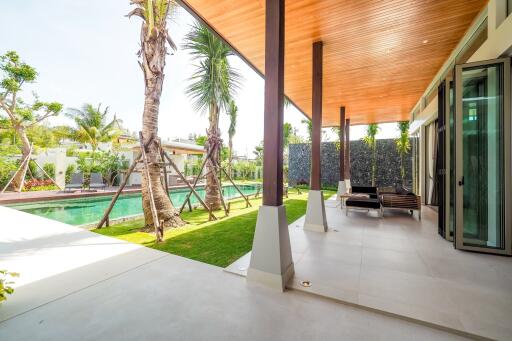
[{"x1": 93, "y1": 189, "x2": 335, "y2": 267}]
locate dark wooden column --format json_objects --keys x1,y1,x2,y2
[
  {"x1": 310, "y1": 41, "x2": 323, "y2": 191},
  {"x1": 339, "y1": 107, "x2": 345, "y2": 181},
  {"x1": 262, "y1": 0, "x2": 285, "y2": 206},
  {"x1": 344, "y1": 118, "x2": 351, "y2": 180}
]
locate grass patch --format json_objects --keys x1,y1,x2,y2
[{"x1": 93, "y1": 189, "x2": 335, "y2": 267}]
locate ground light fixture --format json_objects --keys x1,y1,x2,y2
[{"x1": 300, "y1": 280, "x2": 312, "y2": 288}]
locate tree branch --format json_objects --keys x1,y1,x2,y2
[
  {"x1": 0, "y1": 98, "x2": 16, "y2": 121},
  {"x1": 26, "y1": 109, "x2": 55, "y2": 128}
]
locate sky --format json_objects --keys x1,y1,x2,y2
[{"x1": 0, "y1": 0, "x2": 400, "y2": 157}]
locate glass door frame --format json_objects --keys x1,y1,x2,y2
[
  {"x1": 454, "y1": 57, "x2": 511, "y2": 255},
  {"x1": 441, "y1": 76, "x2": 454, "y2": 242}
]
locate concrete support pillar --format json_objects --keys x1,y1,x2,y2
[
  {"x1": 304, "y1": 41, "x2": 328, "y2": 232},
  {"x1": 247, "y1": 0, "x2": 294, "y2": 291}
]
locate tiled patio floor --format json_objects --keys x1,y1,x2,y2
[
  {"x1": 227, "y1": 197, "x2": 512, "y2": 341},
  {"x1": 0, "y1": 206, "x2": 469, "y2": 341}
]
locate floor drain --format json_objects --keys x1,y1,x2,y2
[{"x1": 300, "y1": 280, "x2": 312, "y2": 287}]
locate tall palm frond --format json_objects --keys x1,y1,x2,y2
[
  {"x1": 183, "y1": 23, "x2": 242, "y2": 114},
  {"x1": 66, "y1": 103, "x2": 121, "y2": 151},
  {"x1": 127, "y1": 0, "x2": 178, "y2": 50}
]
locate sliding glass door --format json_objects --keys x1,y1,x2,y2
[{"x1": 454, "y1": 58, "x2": 511, "y2": 254}]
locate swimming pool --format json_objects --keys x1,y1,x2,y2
[{"x1": 7, "y1": 184, "x2": 261, "y2": 226}]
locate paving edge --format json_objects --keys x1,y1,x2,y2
[{"x1": 288, "y1": 284, "x2": 496, "y2": 341}]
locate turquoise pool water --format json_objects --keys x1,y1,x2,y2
[{"x1": 7, "y1": 184, "x2": 261, "y2": 226}]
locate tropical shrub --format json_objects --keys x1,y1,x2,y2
[
  {"x1": 232, "y1": 161, "x2": 257, "y2": 180},
  {"x1": 27, "y1": 161, "x2": 40, "y2": 179},
  {"x1": 65, "y1": 164, "x2": 76, "y2": 184},
  {"x1": 23, "y1": 179, "x2": 57, "y2": 191},
  {"x1": 0, "y1": 155, "x2": 17, "y2": 189},
  {"x1": 43, "y1": 163, "x2": 55, "y2": 179},
  {"x1": 184, "y1": 158, "x2": 203, "y2": 177},
  {"x1": 76, "y1": 151, "x2": 126, "y2": 186},
  {"x1": 0, "y1": 270, "x2": 19, "y2": 303}
]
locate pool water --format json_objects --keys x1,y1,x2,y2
[{"x1": 7, "y1": 184, "x2": 261, "y2": 226}]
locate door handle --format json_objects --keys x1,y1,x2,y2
[{"x1": 458, "y1": 177, "x2": 464, "y2": 186}]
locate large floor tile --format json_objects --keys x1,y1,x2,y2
[{"x1": 361, "y1": 247, "x2": 431, "y2": 276}]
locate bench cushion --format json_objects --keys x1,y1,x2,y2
[{"x1": 346, "y1": 197, "x2": 381, "y2": 209}]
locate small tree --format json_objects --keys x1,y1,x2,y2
[
  {"x1": 396, "y1": 121, "x2": 411, "y2": 184},
  {"x1": 363, "y1": 123, "x2": 380, "y2": 186},
  {"x1": 0, "y1": 51, "x2": 62, "y2": 191}
]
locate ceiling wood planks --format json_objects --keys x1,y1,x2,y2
[{"x1": 182, "y1": 0, "x2": 488, "y2": 125}]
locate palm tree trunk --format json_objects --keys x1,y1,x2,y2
[
  {"x1": 140, "y1": 21, "x2": 184, "y2": 230},
  {"x1": 11, "y1": 126, "x2": 31, "y2": 192},
  {"x1": 205, "y1": 102, "x2": 222, "y2": 211},
  {"x1": 228, "y1": 138, "x2": 233, "y2": 177}
]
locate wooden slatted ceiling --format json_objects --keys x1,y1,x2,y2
[{"x1": 182, "y1": 0, "x2": 487, "y2": 126}]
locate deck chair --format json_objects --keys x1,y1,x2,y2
[
  {"x1": 65, "y1": 173, "x2": 84, "y2": 192},
  {"x1": 89, "y1": 172, "x2": 106, "y2": 191}
]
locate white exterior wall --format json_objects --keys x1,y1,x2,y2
[
  {"x1": 34, "y1": 148, "x2": 77, "y2": 188},
  {"x1": 469, "y1": 0, "x2": 512, "y2": 62}
]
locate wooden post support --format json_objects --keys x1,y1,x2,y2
[
  {"x1": 221, "y1": 167, "x2": 252, "y2": 208},
  {"x1": 187, "y1": 198, "x2": 192, "y2": 212},
  {"x1": 96, "y1": 153, "x2": 142, "y2": 228},
  {"x1": 178, "y1": 147, "x2": 215, "y2": 213},
  {"x1": 162, "y1": 151, "x2": 216, "y2": 220},
  {"x1": 139, "y1": 132, "x2": 162, "y2": 242},
  {"x1": 339, "y1": 107, "x2": 346, "y2": 181},
  {"x1": 207, "y1": 159, "x2": 228, "y2": 216},
  {"x1": 310, "y1": 41, "x2": 323, "y2": 191},
  {"x1": 96, "y1": 136, "x2": 155, "y2": 229},
  {"x1": 158, "y1": 140, "x2": 169, "y2": 194},
  {"x1": 33, "y1": 159, "x2": 63, "y2": 190}
]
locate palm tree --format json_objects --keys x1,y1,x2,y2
[
  {"x1": 227, "y1": 100, "x2": 237, "y2": 177},
  {"x1": 396, "y1": 121, "x2": 411, "y2": 183},
  {"x1": 363, "y1": 123, "x2": 380, "y2": 186},
  {"x1": 301, "y1": 119, "x2": 313, "y2": 142},
  {"x1": 183, "y1": 22, "x2": 241, "y2": 210},
  {"x1": 66, "y1": 104, "x2": 122, "y2": 157},
  {"x1": 128, "y1": 0, "x2": 184, "y2": 231}
]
